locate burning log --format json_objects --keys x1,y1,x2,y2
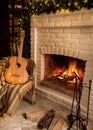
[{"x1": 48, "y1": 72, "x2": 76, "y2": 84}]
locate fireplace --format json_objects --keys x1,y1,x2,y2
[
  {"x1": 30, "y1": 9, "x2": 93, "y2": 120},
  {"x1": 43, "y1": 54, "x2": 85, "y2": 81},
  {"x1": 40, "y1": 54, "x2": 86, "y2": 96}
]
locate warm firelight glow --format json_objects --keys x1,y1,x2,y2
[
  {"x1": 63, "y1": 61, "x2": 79, "y2": 77},
  {"x1": 48, "y1": 60, "x2": 84, "y2": 83}
]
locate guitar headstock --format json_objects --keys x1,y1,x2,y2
[{"x1": 20, "y1": 28, "x2": 25, "y2": 39}]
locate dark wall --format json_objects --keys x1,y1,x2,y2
[{"x1": 0, "y1": 0, "x2": 11, "y2": 59}]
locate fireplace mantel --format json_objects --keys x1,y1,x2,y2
[
  {"x1": 31, "y1": 8, "x2": 93, "y2": 28},
  {"x1": 31, "y1": 8, "x2": 93, "y2": 121}
]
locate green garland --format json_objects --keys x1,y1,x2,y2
[
  {"x1": 19, "y1": 0, "x2": 93, "y2": 58},
  {"x1": 24, "y1": 0, "x2": 93, "y2": 16}
]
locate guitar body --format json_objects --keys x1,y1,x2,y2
[{"x1": 4, "y1": 56, "x2": 29, "y2": 84}]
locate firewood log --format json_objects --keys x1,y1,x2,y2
[
  {"x1": 37, "y1": 109, "x2": 55, "y2": 129},
  {"x1": 25, "y1": 110, "x2": 46, "y2": 121},
  {"x1": 48, "y1": 114, "x2": 66, "y2": 130}
]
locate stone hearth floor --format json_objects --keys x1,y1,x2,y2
[{"x1": 0, "y1": 92, "x2": 92, "y2": 130}]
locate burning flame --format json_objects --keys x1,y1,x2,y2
[
  {"x1": 48, "y1": 60, "x2": 84, "y2": 83},
  {"x1": 63, "y1": 61, "x2": 79, "y2": 77}
]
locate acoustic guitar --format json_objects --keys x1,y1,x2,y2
[{"x1": 4, "y1": 29, "x2": 29, "y2": 84}]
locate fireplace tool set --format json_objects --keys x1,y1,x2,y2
[{"x1": 67, "y1": 72, "x2": 91, "y2": 130}]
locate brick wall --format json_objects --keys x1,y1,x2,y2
[{"x1": 31, "y1": 8, "x2": 93, "y2": 120}]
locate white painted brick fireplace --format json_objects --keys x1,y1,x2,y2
[{"x1": 30, "y1": 8, "x2": 93, "y2": 120}]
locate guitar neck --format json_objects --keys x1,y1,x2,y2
[{"x1": 17, "y1": 29, "x2": 25, "y2": 64}]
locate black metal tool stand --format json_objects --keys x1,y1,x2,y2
[{"x1": 67, "y1": 75, "x2": 92, "y2": 130}]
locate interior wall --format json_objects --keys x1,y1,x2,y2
[{"x1": 0, "y1": 0, "x2": 11, "y2": 59}]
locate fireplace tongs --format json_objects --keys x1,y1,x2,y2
[{"x1": 67, "y1": 72, "x2": 92, "y2": 130}]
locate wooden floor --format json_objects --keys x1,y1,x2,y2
[{"x1": 0, "y1": 92, "x2": 92, "y2": 130}]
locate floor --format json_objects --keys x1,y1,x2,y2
[{"x1": 0, "y1": 92, "x2": 92, "y2": 130}]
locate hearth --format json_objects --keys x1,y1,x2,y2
[{"x1": 40, "y1": 54, "x2": 86, "y2": 96}]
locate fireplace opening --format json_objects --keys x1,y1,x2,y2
[{"x1": 40, "y1": 54, "x2": 86, "y2": 96}]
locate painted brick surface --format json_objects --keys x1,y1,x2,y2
[{"x1": 31, "y1": 8, "x2": 93, "y2": 120}]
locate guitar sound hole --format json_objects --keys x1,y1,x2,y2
[{"x1": 16, "y1": 63, "x2": 21, "y2": 68}]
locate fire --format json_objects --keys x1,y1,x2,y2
[
  {"x1": 48, "y1": 60, "x2": 84, "y2": 83},
  {"x1": 63, "y1": 61, "x2": 79, "y2": 77}
]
